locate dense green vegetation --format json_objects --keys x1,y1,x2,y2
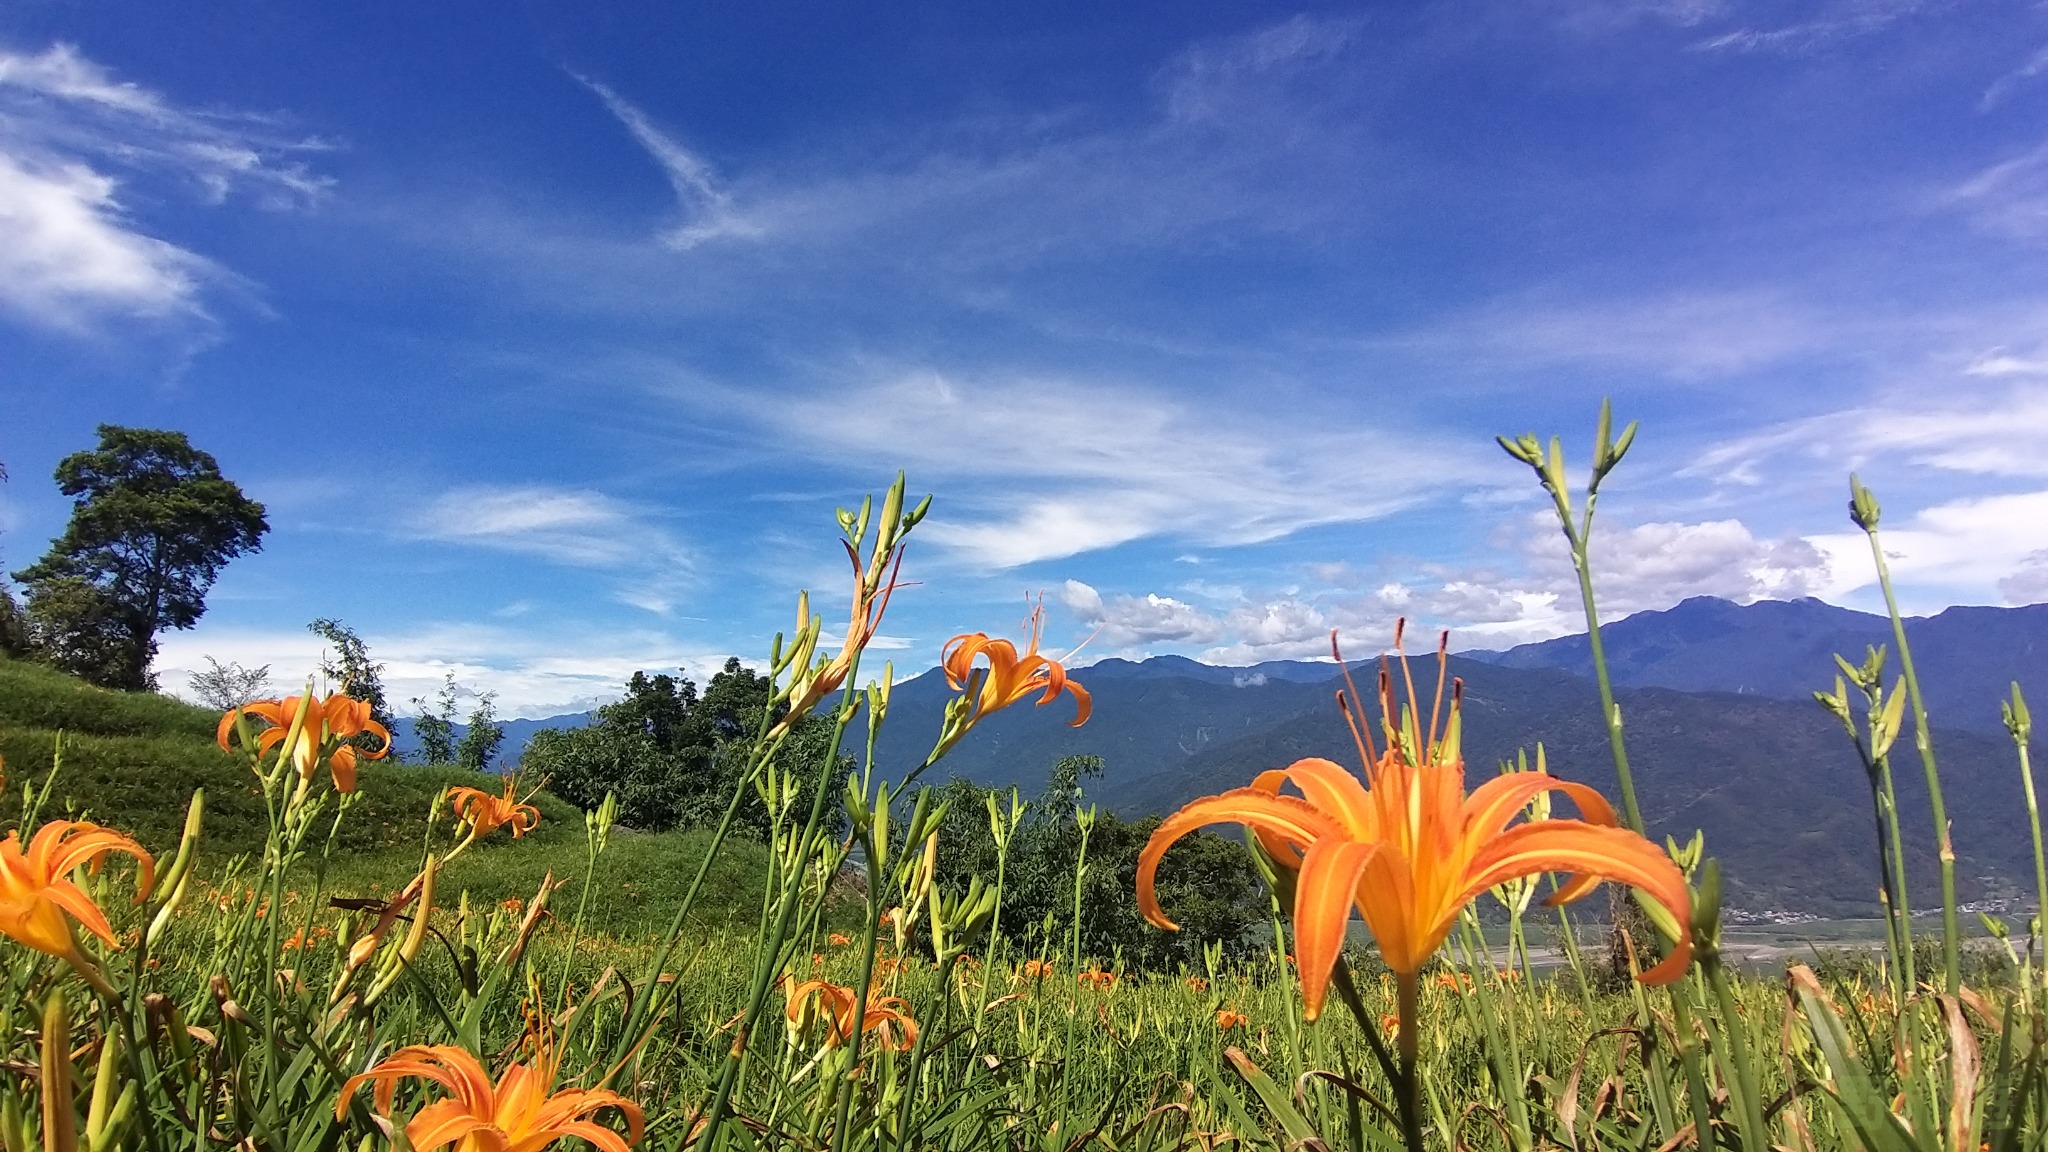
[{"x1": 0, "y1": 654, "x2": 769, "y2": 930}]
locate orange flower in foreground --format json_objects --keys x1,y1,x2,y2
[
  {"x1": 217, "y1": 693, "x2": 390, "y2": 792},
  {"x1": 1137, "y1": 636, "x2": 1690, "y2": 1021},
  {"x1": 784, "y1": 979, "x2": 919, "y2": 1051},
  {"x1": 448, "y1": 780, "x2": 541, "y2": 840},
  {"x1": 0, "y1": 820, "x2": 153, "y2": 960},
  {"x1": 336, "y1": 1044, "x2": 642, "y2": 1152},
  {"x1": 934, "y1": 608, "x2": 1090, "y2": 758}
]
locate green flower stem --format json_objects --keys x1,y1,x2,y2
[{"x1": 1860, "y1": 515, "x2": 1960, "y2": 993}]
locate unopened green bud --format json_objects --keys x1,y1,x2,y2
[{"x1": 1849, "y1": 474, "x2": 1881, "y2": 530}]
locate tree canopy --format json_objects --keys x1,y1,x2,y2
[
  {"x1": 524, "y1": 658, "x2": 847, "y2": 836},
  {"x1": 14, "y1": 427, "x2": 267, "y2": 689}
]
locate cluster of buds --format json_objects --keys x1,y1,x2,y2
[{"x1": 768, "y1": 474, "x2": 930, "y2": 742}]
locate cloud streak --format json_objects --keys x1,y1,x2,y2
[
  {"x1": 0, "y1": 42, "x2": 330, "y2": 330},
  {"x1": 405, "y1": 484, "x2": 693, "y2": 613},
  {"x1": 740, "y1": 370, "x2": 1474, "y2": 569},
  {"x1": 574, "y1": 74, "x2": 761, "y2": 250}
]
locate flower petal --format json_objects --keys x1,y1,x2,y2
[
  {"x1": 1457, "y1": 820, "x2": 1692, "y2": 983},
  {"x1": 1138, "y1": 789, "x2": 1345, "y2": 930},
  {"x1": 1289, "y1": 837, "x2": 1378, "y2": 1020}
]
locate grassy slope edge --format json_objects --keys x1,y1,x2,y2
[{"x1": 0, "y1": 655, "x2": 765, "y2": 938}]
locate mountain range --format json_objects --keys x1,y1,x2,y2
[{"x1": 407, "y1": 597, "x2": 2048, "y2": 915}]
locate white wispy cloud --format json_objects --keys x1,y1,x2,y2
[
  {"x1": 1689, "y1": 0, "x2": 1926, "y2": 54},
  {"x1": 745, "y1": 370, "x2": 1473, "y2": 569},
  {"x1": 0, "y1": 42, "x2": 330, "y2": 330},
  {"x1": 1982, "y1": 42, "x2": 2048, "y2": 109},
  {"x1": 1389, "y1": 289, "x2": 1850, "y2": 381},
  {"x1": 405, "y1": 484, "x2": 693, "y2": 613},
  {"x1": 1691, "y1": 385, "x2": 2048, "y2": 482},
  {"x1": 574, "y1": 74, "x2": 762, "y2": 250},
  {"x1": 154, "y1": 622, "x2": 739, "y2": 720},
  {"x1": 1943, "y1": 137, "x2": 2048, "y2": 243}
]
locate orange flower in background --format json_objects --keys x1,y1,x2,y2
[
  {"x1": 501, "y1": 897, "x2": 524, "y2": 914},
  {"x1": 0, "y1": 820, "x2": 153, "y2": 960},
  {"x1": 784, "y1": 979, "x2": 919, "y2": 1052},
  {"x1": 1434, "y1": 972, "x2": 1471, "y2": 991},
  {"x1": 827, "y1": 932, "x2": 852, "y2": 946},
  {"x1": 1215, "y1": 1009, "x2": 1249, "y2": 1031},
  {"x1": 217, "y1": 692, "x2": 390, "y2": 792},
  {"x1": 1186, "y1": 976, "x2": 1209, "y2": 993},
  {"x1": 1077, "y1": 969, "x2": 1117, "y2": 989},
  {"x1": 1137, "y1": 629, "x2": 1690, "y2": 1021},
  {"x1": 1380, "y1": 1013, "x2": 1399, "y2": 1037},
  {"x1": 933, "y1": 607, "x2": 1091, "y2": 758},
  {"x1": 448, "y1": 780, "x2": 541, "y2": 840},
  {"x1": 1017, "y1": 959, "x2": 1054, "y2": 982},
  {"x1": 335, "y1": 1043, "x2": 642, "y2": 1152}
]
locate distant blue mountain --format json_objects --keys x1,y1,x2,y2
[
  {"x1": 374, "y1": 599, "x2": 2048, "y2": 912},
  {"x1": 1462, "y1": 596, "x2": 2048, "y2": 733},
  {"x1": 389, "y1": 711, "x2": 595, "y2": 768}
]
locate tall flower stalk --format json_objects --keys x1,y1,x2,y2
[{"x1": 1850, "y1": 474, "x2": 1961, "y2": 994}]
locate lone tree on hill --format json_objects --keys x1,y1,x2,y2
[{"x1": 14, "y1": 426, "x2": 267, "y2": 690}]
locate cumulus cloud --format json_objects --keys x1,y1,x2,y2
[
  {"x1": 1061, "y1": 509, "x2": 1835, "y2": 665},
  {"x1": 0, "y1": 43, "x2": 329, "y2": 329},
  {"x1": 2001, "y1": 549, "x2": 2048, "y2": 605},
  {"x1": 1809, "y1": 490, "x2": 2048, "y2": 601},
  {"x1": 1060, "y1": 579, "x2": 1224, "y2": 647},
  {"x1": 1568, "y1": 519, "x2": 1833, "y2": 612}
]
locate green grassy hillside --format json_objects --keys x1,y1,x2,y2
[{"x1": 0, "y1": 655, "x2": 766, "y2": 934}]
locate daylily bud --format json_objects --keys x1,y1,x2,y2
[
  {"x1": 85, "y1": 1026, "x2": 119, "y2": 1148},
  {"x1": 1690, "y1": 858, "x2": 1723, "y2": 955},
  {"x1": 1849, "y1": 474, "x2": 1881, "y2": 530},
  {"x1": 40, "y1": 991, "x2": 75, "y2": 1152},
  {"x1": 842, "y1": 778, "x2": 871, "y2": 833},
  {"x1": 1871, "y1": 687, "x2": 1907, "y2": 760},
  {"x1": 2005, "y1": 682, "x2": 2032, "y2": 743}
]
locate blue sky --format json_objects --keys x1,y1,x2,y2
[{"x1": 4, "y1": 1, "x2": 2048, "y2": 716}]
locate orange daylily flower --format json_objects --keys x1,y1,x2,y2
[
  {"x1": 1077, "y1": 969, "x2": 1117, "y2": 989},
  {"x1": 448, "y1": 780, "x2": 541, "y2": 840},
  {"x1": 934, "y1": 607, "x2": 1091, "y2": 758},
  {"x1": 1186, "y1": 976, "x2": 1210, "y2": 993},
  {"x1": 217, "y1": 692, "x2": 391, "y2": 792},
  {"x1": 336, "y1": 1043, "x2": 642, "y2": 1152},
  {"x1": 1137, "y1": 633, "x2": 1690, "y2": 1021},
  {"x1": 0, "y1": 820, "x2": 154, "y2": 962},
  {"x1": 1017, "y1": 958, "x2": 1054, "y2": 982},
  {"x1": 827, "y1": 932, "x2": 852, "y2": 946},
  {"x1": 784, "y1": 979, "x2": 919, "y2": 1052},
  {"x1": 1215, "y1": 1008, "x2": 1249, "y2": 1031}
]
